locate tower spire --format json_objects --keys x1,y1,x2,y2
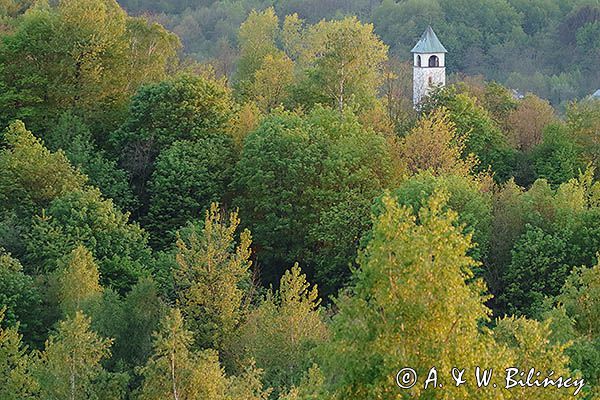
[{"x1": 412, "y1": 26, "x2": 447, "y2": 107}]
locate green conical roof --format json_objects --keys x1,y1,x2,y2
[{"x1": 411, "y1": 26, "x2": 447, "y2": 53}]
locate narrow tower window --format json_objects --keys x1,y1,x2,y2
[
  {"x1": 428, "y1": 55, "x2": 440, "y2": 67},
  {"x1": 416, "y1": 55, "x2": 421, "y2": 67}
]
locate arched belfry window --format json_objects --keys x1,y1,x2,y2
[
  {"x1": 428, "y1": 55, "x2": 440, "y2": 67},
  {"x1": 416, "y1": 55, "x2": 421, "y2": 67}
]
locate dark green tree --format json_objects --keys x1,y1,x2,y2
[
  {"x1": 0, "y1": 251, "x2": 40, "y2": 336},
  {"x1": 531, "y1": 124, "x2": 583, "y2": 187},
  {"x1": 112, "y1": 73, "x2": 235, "y2": 204},
  {"x1": 501, "y1": 225, "x2": 573, "y2": 317},
  {"x1": 46, "y1": 113, "x2": 136, "y2": 212},
  {"x1": 233, "y1": 107, "x2": 392, "y2": 294},
  {"x1": 146, "y1": 135, "x2": 235, "y2": 249},
  {"x1": 25, "y1": 188, "x2": 152, "y2": 293}
]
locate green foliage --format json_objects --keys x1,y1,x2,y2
[
  {"x1": 422, "y1": 88, "x2": 516, "y2": 181},
  {"x1": 297, "y1": 17, "x2": 388, "y2": 112},
  {"x1": 0, "y1": 309, "x2": 38, "y2": 399},
  {"x1": 85, "y1": 277, "x2": 165, "y2": 372},
  {"x1": 0, "y1": 0, "x2": 180, "y2": 133},
  {"x1": 114, "y1": 277, "x2": 165, "y2": 368},
  {"x1": 46, "y1": 113, "x2": 136, "y2": 212},
  {"x1": 492, "y1": 171, "x2": 600, "y2": 316},
  {"x1": 146, "y1": 136, "x2": 235, "y2": 249},
  {"x1": 566, "y1": 337, "x2": 600, "y2": 393},
  {"x1": 53, "y1": 245, "x2": 103, "y2": 317},
  {"x1": 0, "y1": 120, "x2": 86, "y2": 218},
  {"x1": 388, "y1": 172, "x2": 493, "y2": 262},
  {"x1": 112, "y1": 73, "x2": 235, "y2": 199},
  {"x1": 399, "y1": 108, "x2": 478, "y2": 177},
  {"x1": 531, "y1": 123, "x2": 583, "y2": 187},
  {"x1": 2, "y1": 2, "x2": 600, "y2": 398},
  {"x1": 174, "y1": 203, "x2": 252, "y2": 351},
  {"x1": 551, "y1": 263, "x2": 600, "y2": 388},
  {"x1": 235, "y1": 7, "x2": 281, "y2": 99},
  {"x1": 481, "y1": 81, "x2": 518, "y2": 126},
  {"x1": 0, "y1": 120, "x2": 87, "y2": 260},
  {"x1": 115, "y1": 73, "x2": 234, "y2": 152},
  {"x1": 0, "y1": 251, "x2": 39, "y2": 333},
  {"x1": 233, "y1": 107, "x2": 392, "y2": 294},
  {"x1": 493, "y1": 316, "x2": 575, "y2": 399},
  {"x1": 137, "y1": 308, "x2": 270, "y2": 400},
  {"x1": 124, "y1": 16, "x2": 181, "y2": 91},
  {"x1": 25, "y1": 188, "x2": 152, "y2": 293},
  {"x1": 34, "y1": 311, "x2": 128, "y2": 400},
  {"x1": 235, "y1": 264, "x2": 328, "y2": 396},
  {"x1": 558, "y1": 263, "x2": 600, "y2": 337},
  {"x1": 502, "y1": 225, "x2": 572, "y2": 317},
  {"x1": 236, "y1": 11, "x2": 388, "y2": 113},
  {"x1": 249, "y1": 52, "x2": 295, "y2": 112},
  {"x1": 567, "y1": 99, "x2": 600, "y2": 168},
  {"x1": 318, "y1": 193, "x2": 501, "y2": 398}
]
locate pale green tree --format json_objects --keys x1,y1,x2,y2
[
  {"x1": 250, "y1": 52, "x2": 295, "y2": 112},
  {"x1": 235, "y1": 7, "x2": 280, "y2": 98},
  {"x1": 124, "y1": 17, "x2": 181, "y2": 91},
  {"x1": 53, "y1": 245, "x2": 103, "y2": 317},
  {"x1": 494, "y1": 316, "x2": 578, "y2": 399},
  {"x1": 557, "y1": 263, "x2": 600, "y2": 337},
  {"x1": 399, "y1": 108, "x2": 478, "y2": 177},
  {"x1": 174, "y1": 203, "x2": 252, "y2": 350},
  {"x1": 34, "y1": 311, "x2": 127, "y2": 400},
  {"x1": 281, "y1": 13, "x2": 304, "y2": 62},
  {"x1": 300, "y1": 17, "x2": 388, "y2": 112},
  {"x1": 0, "y1": 121, "x2": 86, "y2": 217},
  {"x1": 547, "y1": 262, "x2": 600, "y2": 392},
  {"x1": 0, "y1": 0, "x2": 181, "y2": 133},
  {"x1": 136, "y1": 308, "x2": 229, "y2": 400},
  {"x1": 137, "y1": 308, "x2": 270, "y2": 400},
  {"x1": 567, "y1": 99, "x2": 600, "y2": 168},
  {"x1": 235, "y1": 264, "x2": 328, "y2": 396},
  {"x1": 0, "y1": 309, "x2": 38, "y2": 399},
  {"x1": 319, "y1": 192, "x2": 507, "y2": 399}
]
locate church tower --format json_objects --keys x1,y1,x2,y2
[{"x1": 412, "y1": 26, "x2": 447, "y2": 106}]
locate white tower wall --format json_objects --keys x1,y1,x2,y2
[{"x1": 413, "y1": 53, "x2": 446, "y2": 106}]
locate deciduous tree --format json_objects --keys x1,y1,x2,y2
[
  {"x1": 53, "y1": 245, "x2": 103, "y2": 317},
  {"x1": 34, "y1": 311, "x2": 127, "y2": 400},
  {"x1": 0, "y1": 309, "x2": 37, "y2": 399},
  {"x1": 146, "y1": 136, "x2": 234, "y2": 249},
  {"x1": 507, "y1": 94, "x2": 556, "y2": 151},
  {"x1": 174, "y1": 204, "x2": 252, "y2": 351},
  {"x1": 399, "y1": 108, "x2": 477, "y2": 176},
  {"x1": 235, "y1": 264, "x2": 327, "y2": 396},
  {"x1": 300, "y1": 17, "x2": 387, "y2": 112}
]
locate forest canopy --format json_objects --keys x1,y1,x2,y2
[
  {"x1": 114, "y1": 0, "x2": 600, "y2": 107},
  {"x1": 1, "y1": 0, "x2": 600, "y2": 399}
]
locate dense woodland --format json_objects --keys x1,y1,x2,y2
[
  {"x1": 114, "y1": 0, "x2": 600, "y2": 107},
  {"x1": 1, "y1": 0, "x2": 600, "y2": 399}
]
